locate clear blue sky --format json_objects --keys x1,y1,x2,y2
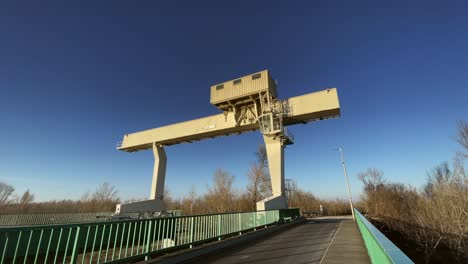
[{"x1": 0, "y1": 1, "x2": 467, "y2": 202}]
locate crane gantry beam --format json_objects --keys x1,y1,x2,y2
[{"x1": 118, "y1": 88, "x2": 340, "y2": 152}]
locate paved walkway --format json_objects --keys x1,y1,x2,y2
[
  {"x1": 185, "y1": 218, "x2": 370, "y2": 264},
  {"x1": 321, "y1": 219, "x2": 371, "y2": 264}
]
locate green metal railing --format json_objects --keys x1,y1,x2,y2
[
  {"x1": 0, "y1": 209, "x2": 300, "y2": 264},
  {"x1": 354, "y1": 209, "x2": 413, "y2": 264},
  {"x1": 0, "y1": 211, "x2": 182, "y2": 227},
  {"x1": 0, "y1": 213, "x2": 113, "y2": 227}
]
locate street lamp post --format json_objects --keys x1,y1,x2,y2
[{"x1": 336, "y1": 147, "x2": 355, "y2": 221}]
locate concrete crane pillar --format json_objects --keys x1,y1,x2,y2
[
  {"x1": 256, "y1": 135, "x2": 288, "y2": 211},
  {"x1": 114, "y1": 143, "x2": 167, "y2": 215},
  {"x1": 151, "y1": 143, "x2": 167, "y2": 200},
  {"x1": 263, "y1": 135, "x2": 285, "y2": 196}
]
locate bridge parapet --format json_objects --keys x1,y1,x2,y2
[
  {"x1": 355, "y1": 209, "x2": 414, "y2": 264},
  {"x1": 0, "y1": 209, "x2": 300, "y2": 264}
]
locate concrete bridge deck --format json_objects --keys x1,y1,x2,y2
[{"x1": 184, "y1": 217, "x2": 370, "y2": 264}]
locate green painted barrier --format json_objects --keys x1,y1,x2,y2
[
  {"x1": 354, "y1": 209, "x2": 414, "y2": 264},
  {"x1": 0, "y1": 208, "x2": 300, "y2": 263},
  {"x1": 0, "y1": 213, "x2": 114, "y2": 226}
]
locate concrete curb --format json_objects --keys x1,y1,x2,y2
[{"x1": 142, "y1": 218, "x2": 306, "y2": 264}]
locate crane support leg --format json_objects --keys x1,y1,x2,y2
[
  {"x1": 151, "y1": 143, "x2": 167, "y2": 199},
  {"x1": 256, "y1": 135, "x2": 288, "y2": 211},
  {"x1": 115, "y1": 143, "x2": 167, "y2": 215}
]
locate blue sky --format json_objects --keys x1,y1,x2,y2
[{"x1": 0, "y1": 1, "x2": 466, "y2": 202}]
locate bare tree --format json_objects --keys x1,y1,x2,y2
[
  {"x1": 0, "y1": 182, "x2": 15, "y2": 207},
  {"x1": 255, "y1": 145, "x2": 271, "y2": 195},
  {"x1": 412, "y1": 196, "x2": 446, "y2": 263},
  {"x1": 205, "y1": 169, "x2": 236, "y2": 213},
  {"x1": 246, "y1": 145, "x2": 272, "y2": 210},
  {"x1": 285, "y1": 179, "x2": 298, "y2": 207},
  {"x1": 412, "y1": 162, "x2": 468, "y2": 262},
  {"x1": 92, "y1": 182, "x2": 119, "y2": 202},
  {"x1": 19, "y1": 189, "x2": 34, "y2": 205},
  {"x1": 188, "y1": 185, "x2": 197, "y2": 215},
  {"x1": 18, "y1": 189, "x2": 35, "y2": 213},
  {"x1": 163, "y1": 185, "x2": 176, "y2": 208},
  {"x1": 80, "y1": 191, "x2": 91, "y2": 202},
  {"x1": 357, "y1": 168, "x2": 386, "y2": 214},
  {"x1": 423, "y1": 162, "x2": 455, "y2": 197},
  {"x1": 246, "y1": 164, "x2": 264, "y2": 210},
  {"x1": 357, "y1": 168, "x2": 385, "y2": 191},
  {"x1": 457, "y1": 120, "x2": 468, "y2": 158},
  {"x1": 453, "y1": 155, "x2": 466, "y2": 179}
]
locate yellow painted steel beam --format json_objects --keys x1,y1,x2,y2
[{"x1": 118, "y1": 88, "x2": 340, "y2": 152}]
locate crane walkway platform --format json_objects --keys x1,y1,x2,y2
[{"x1": 183, "y1": 217, "x2": 370, "y2": 264}]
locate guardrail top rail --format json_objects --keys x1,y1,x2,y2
[
  {"x1": 0, "y1": 208, "x2": 300, "y2": 264},
  {"x1": 0, "y1": 212, "x2": 114, "y2": 227},
  {"x1": 354, "y1": 209, "x2": 414, "y2": 264}
]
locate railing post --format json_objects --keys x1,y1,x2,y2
[
  {"x1": 238, "y1": 213, "x2": 242, "y2": 235},
  {"x1": 254, "y1": 211, "x2": 257, "y2": 230},
  {"x1": 70, "y1": 226, "x2": 81, "y2": 263},
  {"x1": 217, "y1": 214, "x2": 221, "y2": 240},
  {"x1": 189, "y1": 217, "x2": 194, "y2": 248},
  {"x1": 145, "y1": 220, "x2": 153, "y2": 261}
]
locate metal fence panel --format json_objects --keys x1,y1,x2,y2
[
  {"x1": 0, "y1": 209, "x2": 300, "y2": 264},
  {"x1": 0, "y1": 213, "x2": 114, "y2": 227}
]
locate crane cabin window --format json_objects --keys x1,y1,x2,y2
[
  {"x1": 252, "y1": 73, "x2": 261, "y2": 80},
  {"x1": 233, "y1": 79, "x2": 242, "y2": 85},
  {"x1": 216, "y1": 84, "x2": 224, "y2": 90}
]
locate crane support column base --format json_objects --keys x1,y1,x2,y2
[
  {"x1": 115, "y1": 143, "x2": 167, "y2": 215},
  {"x1": 256, "y1": 195, "x2": 287, "y2": 211},
  {"x1": 115, "y1": 198, "x2": 166, "y2": 214},
  {"x1": 256, "y1": 135, "x2": 288, "y2": 211}
]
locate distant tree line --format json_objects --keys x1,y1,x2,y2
[
  {"x1": 357, "y1": 121, "x2": 468, "y2": 263},
  {"x1": 0, "y1": 182, "x2": 119, "y2": 213},
  {"x1": 0, "y1": 145, "x2": 349, "y2": 216},
  {"x1": 0, "y1": 184, "x2": 36, "y2": 213}
]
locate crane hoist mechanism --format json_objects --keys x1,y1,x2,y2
[{"x1": 115, "y1": 70, "x2": 340, "y2": 218}]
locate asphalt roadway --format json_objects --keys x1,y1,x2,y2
[{"x1": 183, "y1": 218, "x2": 370, "y2": 264}]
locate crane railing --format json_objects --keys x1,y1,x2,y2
[{"x1": 283, "y1": 126, "x2": 294, "y2": 144}]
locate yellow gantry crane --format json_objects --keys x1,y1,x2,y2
[{"x1": 116, "y1": 70, "x2": 340, "y2": 215}]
